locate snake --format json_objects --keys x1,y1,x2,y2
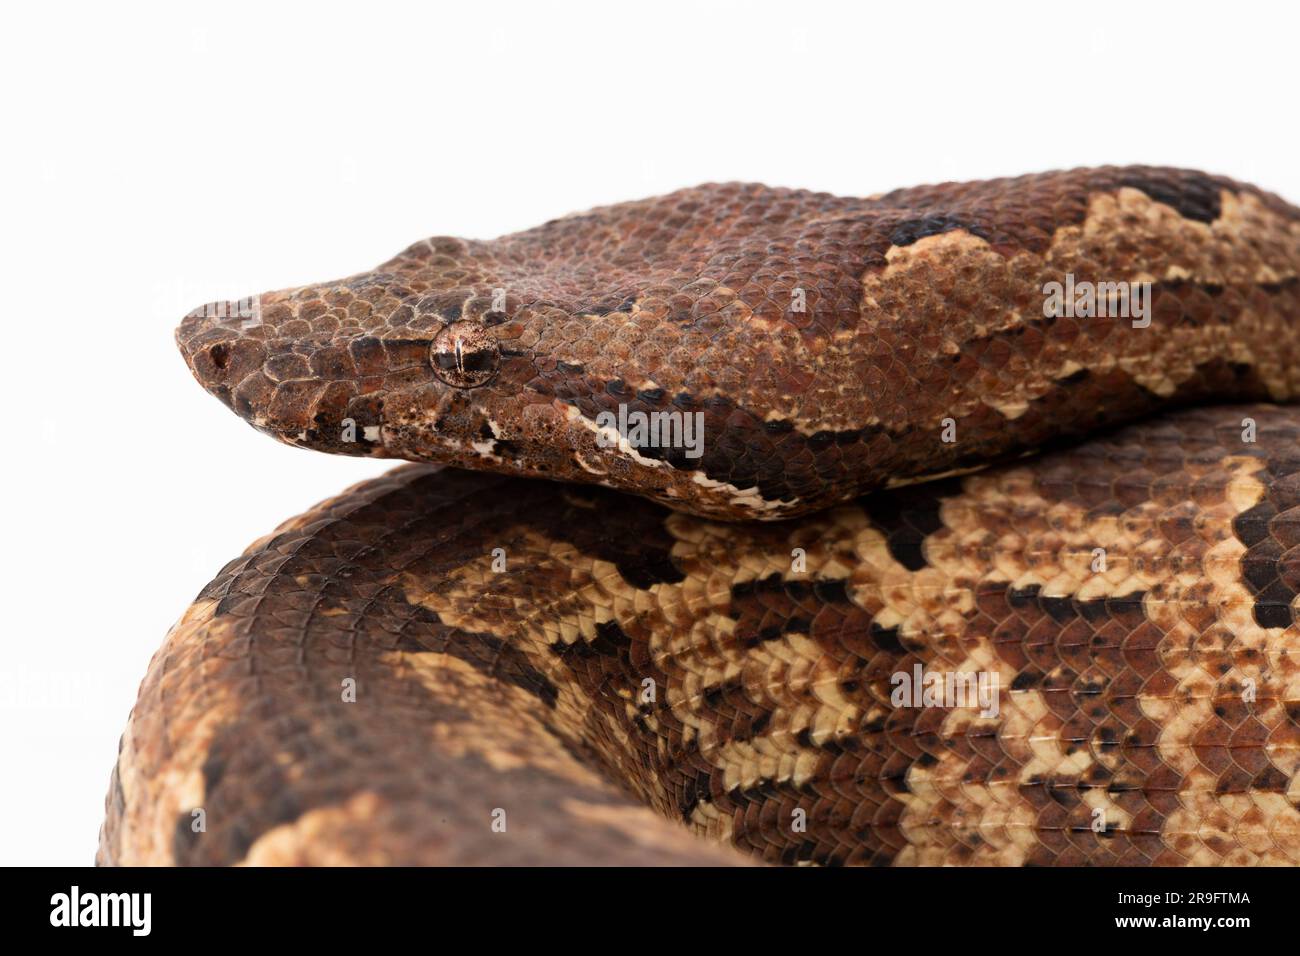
[{"x1": 99, "y1": 167, "x2": 1300, "y2": 865}]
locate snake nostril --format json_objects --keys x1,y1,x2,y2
[
  {"x1": 430, "y1": 321, "x2": 500, "y2": 388},
  {"x1": 210, "y1": 343, "x2": 230, "y2": 370}
]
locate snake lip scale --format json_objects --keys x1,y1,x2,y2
[{"x1": 102, "y1": 166, "x2": 1300, "y2": 866}]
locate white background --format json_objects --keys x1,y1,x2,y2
[{"x1": 3, "y1": 0, "x2": 1298, "y2": 865}]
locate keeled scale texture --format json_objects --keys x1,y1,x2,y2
[
  {"x1": 176, "y1": 167, "x2": 1300, "y2": 520},
  {"x1": 102, "y1": 405, "x2": 1300, "y2": 865}
]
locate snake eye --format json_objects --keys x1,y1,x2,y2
[{"x1": 429, "y1": 321, "x2": 500, "y2": 388}]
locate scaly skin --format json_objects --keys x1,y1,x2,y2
[{"x1": 103, "y1": 405, "x2": 1300, "y2": 865}]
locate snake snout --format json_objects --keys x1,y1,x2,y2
[{"x1": 175, "y1": 301, "x2": 269, "y2": 409}]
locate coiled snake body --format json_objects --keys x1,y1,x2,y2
[{"x1": 101, "y1": 168, "x2": 1300, "y2": 865}]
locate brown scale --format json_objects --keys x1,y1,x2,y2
[{"x1": 104, "y1": 404, "x2": 1300, "y2": 865}]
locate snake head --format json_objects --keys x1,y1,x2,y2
[
  {"x1": 175, "y1": 240, "x2": 554, "y2": 472},
  {"x1": 176, "y1": 233, "x2": 735, "y2": 515},
  {"x1": 176, "y1": 255, "x2": 817, "y2": 524},
  {"x1": 173, "y1": 244, "x2": 824, "y2": 523},
  {"x1": 174, "y1": 199, "x2": 818, "y2": 521}
]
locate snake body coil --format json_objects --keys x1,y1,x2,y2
[{"x1": 101, "y1": 168, "x2": 1300, "y2": 865}]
